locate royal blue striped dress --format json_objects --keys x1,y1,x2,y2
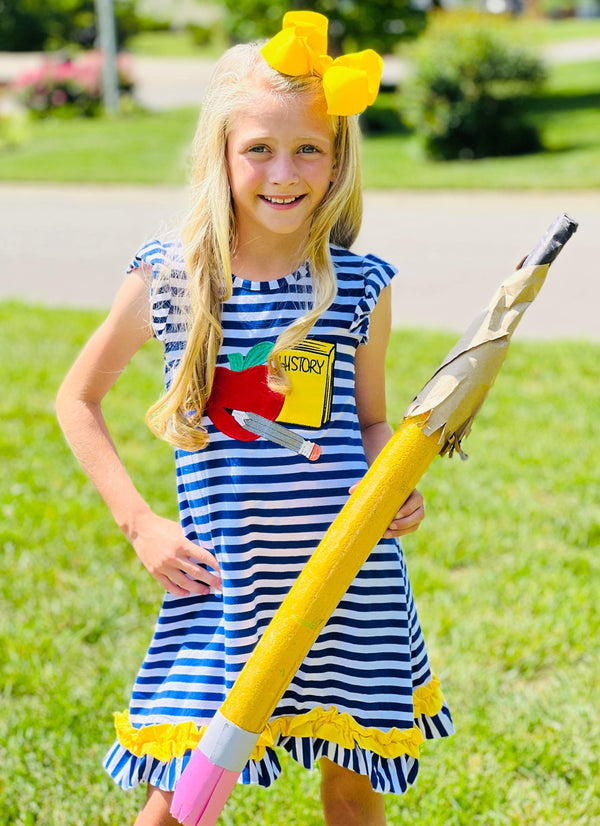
[{"x1": 103, "y1": 240, "x2": 453, "y2": 795}]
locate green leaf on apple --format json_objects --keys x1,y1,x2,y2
[
  {"x1": 227, "y1": 352, "x2": 245, "y2": 372},
  {"x1": 243, "y1": 341, "x2": 275, "y2": 368},
  {"x1": 227, "y1": 341, "x2": 275, "y2": 372}
]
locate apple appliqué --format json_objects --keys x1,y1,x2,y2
[{"x1": 206, "y1": 342, "x2": 284, "y2": 441}]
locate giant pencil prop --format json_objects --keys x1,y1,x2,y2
[{"x1": 171, "y1": 214, "x2": 578, "y2": 825}]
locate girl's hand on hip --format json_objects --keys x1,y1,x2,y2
[
  {"x1": 348, "y1": 485, "x2": 425, "y2": 539},
  {"x1": 129, "y1": 511, "x2": 222, "y2": 597}
]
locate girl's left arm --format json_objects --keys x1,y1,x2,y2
[{"x1": 353, "y1": 285, "x2": 424, "y2": 539}]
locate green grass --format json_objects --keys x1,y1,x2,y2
[
  {"x1": 1, "y1": 59, "x2": 599, "y2": 188},
  {"x1": 507, "y1": 15, "x2": 600, "y2": 44},
  {"x1": 127, "y1": 28, "x2": 228, "y2": 58},
  {"x1": 1, "y1": 303, "x2": 598, "y2": 825},
  {"x1": 0, "y1": 107, "x2": 199, "y2": 184}
]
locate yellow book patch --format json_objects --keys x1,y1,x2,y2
[{"x1": 277, "y1": 339, "x2": 336, "y2": 430}]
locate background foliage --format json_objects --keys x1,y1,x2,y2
[
  {"x1": 218, "y1": 0, "x2": 426, "y2": 55},
  {"x1": 401, "y1": 15, "x2": 546, "y2": 160},
  {"x1": 0, "y1": 0, "x2": 141, "y2": 51}
]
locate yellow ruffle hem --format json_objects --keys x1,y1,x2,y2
[{"x1": 113, "y1": 676, "x2": 444, "y2": 764}]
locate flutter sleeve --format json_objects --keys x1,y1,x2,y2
[
  {"x1": 126, "y1": 239, "x2": 177, "y2": 342},
  {"x1": 349, "y1": 253, "x2": 398, "y2": 345}
]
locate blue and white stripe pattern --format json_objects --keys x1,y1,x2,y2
[{"x1": 103, "y1": 240, "x2": 453, "y2": 795}]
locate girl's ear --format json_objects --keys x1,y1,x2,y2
[{"x1": 330, "y1": 163, "x2": 338, "y2": 184}]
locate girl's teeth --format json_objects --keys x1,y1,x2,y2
[{"x1": 264, "y1": 196, "x2": 298, "y2": 204}]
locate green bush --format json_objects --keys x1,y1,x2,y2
[
  {"x1": 359, "y1": 93, "x2": 406, "y2": 136},
  {"x1": 401, "y1": 15, "x2": 546, "y2": 160},
  {"x1": 185, "y1": 22, "x2": 217, "y2": 48}
]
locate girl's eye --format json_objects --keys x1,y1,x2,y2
[
  {"x1": 248, "y1": 145, "x2": 269, "y2": 154},
  {"x1": 298, "y1": 145, "x2": 319, "y2": 154}
]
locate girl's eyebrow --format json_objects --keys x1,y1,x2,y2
[{"x1": 240, "y1": 134, "x2": 331, "y2": 146}]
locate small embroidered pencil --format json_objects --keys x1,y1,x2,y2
[{"x1": 231, "y1": 409, "x2": 321, "y2": 461}]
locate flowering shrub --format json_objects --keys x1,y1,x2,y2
[{"x1": 13, "y1": 51, "x2": 135, "y2": 118}]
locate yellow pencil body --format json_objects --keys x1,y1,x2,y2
[{"x1": 221, "y1": 417, "x2": 441, "y2": 733}]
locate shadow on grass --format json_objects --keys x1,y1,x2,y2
[
  {"x1": 528, "y1": 90, "x2": 600, "y2": 115},
  {"x1": 526, "y1": 89, "x2": 600, "y2": 150}
]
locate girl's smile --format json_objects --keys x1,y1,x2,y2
[
  {"x1": 258, "y1": 194, "x2": 307, "y2": 207},
  {"x1": 226, "y1": 87, "x2": 336, "y2": 261}
]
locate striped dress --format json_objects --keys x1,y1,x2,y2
[{"x1": 103, "y1": 240, "x2": 453, "y2": 795}]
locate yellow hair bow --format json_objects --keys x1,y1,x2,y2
[{"x1": 260, "y1": 11, "x2": 383, "y2": 117}]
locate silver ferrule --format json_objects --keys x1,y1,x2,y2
[{"x1": 198, "y1": 709, "x2": 261, "y2": 773}]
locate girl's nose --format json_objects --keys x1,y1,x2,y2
[{"x1": 268, "y1": 153, "x2": 300, "y2": 186}]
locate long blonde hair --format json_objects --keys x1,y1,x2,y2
[{"x1": 146, "y1": 43, "x2": 363, "y2": 451}]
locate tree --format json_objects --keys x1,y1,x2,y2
[
  {"x1": 218, "y1": 0, "x2": 425, "y2": 55},
  {"x1": 0, "y1": 0, "x2": 140, "y2": 52}
]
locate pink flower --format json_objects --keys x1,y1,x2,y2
[
  {"x1": 51, "y1": 89, "x2": 68, "y2": 105},
  {"x1": 13, "y1": 69, "x2": 39, "y2": 88},
  {"x1": 54, "y1": 63, "x2": 75, "y2": 83}
]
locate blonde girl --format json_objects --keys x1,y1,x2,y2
[{"x1": 57, "y1": 12, "x2": 452, "y2": 826}]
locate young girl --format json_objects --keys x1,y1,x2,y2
[{"x1": 57, "y1": 12, "x2": 453, "y2": 826}]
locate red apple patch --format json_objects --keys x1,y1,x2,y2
[{"x1": 206, "y1": 343, "x2": 284, "y2": 441}]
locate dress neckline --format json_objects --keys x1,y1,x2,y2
[{"x1": 232, "y1": 262, "x2": 308, "y2": 292}]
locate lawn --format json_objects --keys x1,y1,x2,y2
[
  {"x1": 1, "y1": 303, "x2": 598, "y2": 825},
  {"x1": 0, "y1": 58, "x2": 598, "y2": 188},
  {"x1": 506, "y1": 15, "x2": 600, "y2": 44},
  {"x1": 0, "y1": 106, "x2": 199, "y2": 185},
  {"x1": 127, "y1": 27, "x2": 228, "y2": 59}
]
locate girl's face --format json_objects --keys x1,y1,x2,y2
[{"x1": 226, "y1": 86, "x2": 337, "y2": 254}]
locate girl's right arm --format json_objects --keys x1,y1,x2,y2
[{"x1": 56, "y1": 269, "x2": 221, "y2": 597}]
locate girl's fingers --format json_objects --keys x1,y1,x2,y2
[
  {"x1": 152, "y1": 541, "x2": 223, "y2": 594},
  {"x1": 156, "y1": 574, "x2": 195, "y2": 598},
  {"x1": 187, "y1": 567, "x2": 223, "y2": 591},
  {"x1": 170, "y1": 570, "x2": 213, "y2": 596},
  {"x1": 181, "y1": 541, "x2": 222, "y2": 590},
  {"x1": 383, "y1": 505, "x2": 425, "y2": 538},
  {"x1": 384, "y1": 490, "x2": 425, "y2": 538},
  {"x1": 158, "y1": 563, "x2": 215, "y2": 597},
  {"x1": 395, "y1": 489, "x2": 424, "y2": 518},
  {"x1": 131, "y1": 516, "x2": 224, "y2": 593},
  {"x1": 169, "y1": 557, "x2": 222, "y2": 592},
  {"x1": 349, "y1": 484, "x2": 425, "y2": 538},
  {"x1": 190, "y1": 541, "x2": 221, "y2": 573}
]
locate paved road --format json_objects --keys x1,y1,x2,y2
[{"x1": 1, "y1": 184, "x2": 597, "y2": 340}]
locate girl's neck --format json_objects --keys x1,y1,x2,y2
[{"x1": 231, "y1": 241, "x2": 307, "y2": 282}]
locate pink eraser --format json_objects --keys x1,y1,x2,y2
[{"x1": 171, "y1": 749, "x2": 239, "y2": 826}]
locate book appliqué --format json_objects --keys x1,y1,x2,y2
[{"x1": 277, "y1": 339, "x2": 335, "y2": 430}]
